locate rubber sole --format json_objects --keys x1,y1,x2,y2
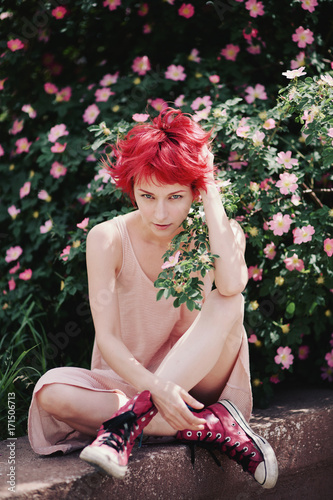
[
  {"x1": 218, "y1": 400, "x2": 278, "y2": 489},
  {"x1": 79, "y1": 445, "x2": 127, "y2": 479}
]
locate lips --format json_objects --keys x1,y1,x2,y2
[{"x1": 154, "y1": 223, "x2": 171, "y2": 230}]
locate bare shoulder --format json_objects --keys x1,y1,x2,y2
[{"x1": 86, "y1": 217, "x2": 123, "y2": 273}]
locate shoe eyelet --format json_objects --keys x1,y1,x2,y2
[
  {"x1": 207, "y1": 432, "x2": 212, "y2": 437},
  {"x1": 243, "y1": 446, "x2": 248, "y2": 452},
  {"x1": 250, "y1": 452, "x2": 256, "y2": 457},
  {"x1": 235, "y1": 441, "x2": 240, "y2": 447},
  {"x1": 231, "y1": 423, "x2": 236, "y2": 426},
  {"x1": 225, "y1": 436, "x2": 231, "y2": 442},
  {"x1": 142, "y1": 417, "x2": 146, "y2": 422},
  {"x1": 237, "y1": 431, "x2": 241, "y2": 435},
  {"x1": 150, "y1": 411, "x2": 155, "y2": 415},
  {"x1": 186, "y1": 431, "x2": 192, "y2": 437},
  {"x1": 197, "y1": 431, "x2": 202, "y2": 437},
  {"x1": 216, "y1": 433, "x2": 222, "y2": 439}
]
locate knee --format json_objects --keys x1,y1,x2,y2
[{"x1": 37, "y1": 384, "x2": 75, "y2": 420}]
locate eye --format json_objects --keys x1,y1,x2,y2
[
  {"x1": 170, "y1": 194, "x2": 182, "y2": 200},
  {"x1": 141, "y1": 194, "x2": 154, "y2": 199}
]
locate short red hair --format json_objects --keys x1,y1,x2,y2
[{"x1": 103, "y1": 107, "x2": 213, "y2": 200}]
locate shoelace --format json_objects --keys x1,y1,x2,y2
[
  {"x1": 186, "y1": 433, "x2": 258, "y2": 473},
  {"x1": 100, "y1": 411, "x2": 137, "y2": 452}
]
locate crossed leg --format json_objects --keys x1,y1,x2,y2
[{"x1": 37, "y1": 290, "x2": 244, "y2": 438}]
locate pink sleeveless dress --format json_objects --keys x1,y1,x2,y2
[{"x1": 28, "y1": 215, "x2": 252, "y2": 455}]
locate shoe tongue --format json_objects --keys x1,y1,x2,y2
[{"x1": 104, "y1": 410, "x2": 137, "y2": 432}]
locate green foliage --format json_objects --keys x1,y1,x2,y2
[{"x1": 0, "y1": 0, "x2": 332, "y2": 436}]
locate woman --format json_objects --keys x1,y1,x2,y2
[{"x1": 28, "y1": 108, "x2": 278, "y2": 488}]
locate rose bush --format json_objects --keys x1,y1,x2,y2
[{"x1": 0, "y1": 0, "x2": 332, "y2": 436}]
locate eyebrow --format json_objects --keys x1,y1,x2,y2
[{"x1": 138, "y1": 189, "x2": 187, "y2": 195}]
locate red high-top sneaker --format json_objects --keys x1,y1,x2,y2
[
  {"x1": 177, "y1": 399, "x2": 278, "y2": 489},
  {"x1": 80, "y1": 391, "x2": 157, "y2": 479}
]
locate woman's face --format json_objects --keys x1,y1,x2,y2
[{"x1": 133, "y1": 178, "x2": 194, "y2": 239}]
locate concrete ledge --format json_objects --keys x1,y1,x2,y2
[{"x1": 1, "y1": 388, "x2": 333, "y2": 500}]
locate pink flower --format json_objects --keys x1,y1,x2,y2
[
  {"x1": 44, "y1": 82, "x2": 58, "y2": 94},
  {"x1": 150, "y1": 98, "x2": 168, "y2": 112},
  {"x1": 8, "y1": 205, "x2": 21, "y2": 219},
  {"x1": 9, "y1": 119, "x2": 23, "y2": 136},
  {"x1": 245, "y1": 0, "x2": 265, "y2": 18},
  {"x1": 248, "y1": 334, "x2": 258, "y2": 343},
  {"x1": 267, "y1": 212, "x2": 292, "y2": 236},
  {"x1": 209, "y1": 75, "x2": 220, "y2": 84},
  {"x1": 0, "y1": 144, "x2": 4, "y2": 156},
  {"x1": 100, "y1": 72, "x2": 119, "y2": 86},
  {"x1": 192, "y1": 108, "x2": 211, "y2": 122},
  {"x1": 178, "y1": 3, "x2": 195, "y2": 18},
  {"x1": 174, "y1": 94, "x2": 186, "y2": 107},
  {"x1": 320, "y1": 74, "x2": 333, "y2": 87},
  {"x1": 16, "y1": 137, "x2": 32, "y2": 154},
  {"x1": 220, "y1": 44, "x2": 240, "y2": 62},
  {"x1": 19, "y1": 181, "x2": 31, "y2": 199},
  {"x1": 321, "y1": 366, "x2": 333, "y2": 382},
  {"x1": 38, "y1": 190, "x2": 51, "y2": 201},
  {"x1": 19, "y1": 269, "x2": 32, "y2": 281},
  {"x1": 252, "y1": 130, "x2": 265, "y2": 147},
  {"x1": 52, "y1": 6, "x2": 67, "y2": 19},
  {"x1": 6, "y1": 246, "x2": 23, "y2": 263},
  {"x1": 132, "y1": 113, "x2": 149, "y2": 122},
  {"x1": 188, "y1": 48, "x2": 200, "y2": 63},
  {"x1": 276, "y1": 172, "x2": 298, "y2": 195},
  {"x1": 248, "y1": 265, "x2": 263, "y2": 281},
  {"x1": 0, "y1": 78, "x2": 8, "y2": 90},
  {"x1": 51, "y1": 142, "x2": 67, "y2": 153},
  {"x1": 7, "y1": 39, "x2": 24, "y2": 51},
  {"x1": 298, "y1": 345, "x2": 310, "y2": 360},
  {"x1": 325, "y1": 349, "x2": 333, "y2": 368},
  {"x1": 300, "y1": 0, "x2": 318, "y2": 13},
  {"x1": 56, "y1": 86, "x2": 72, "y2": 102},
  {"x1": 9, "y1": 262, "x2": 20, "y2": 274},
  {"x1": 165, "y1": 65, "x2": 186, "y2": 81},
  {"x1": 292, "y1": 27, "x2": 314, "y2": 48},
  {"x1": 264, "y1": 242, "x2": 276, "y2": 260},
  {"x1": 292, "y1": 225, "x2": 315, "y2": 244},
  {"x1": 60, "y1": 245, "x2": 71, "y2": 261},
  {"x1": 263, "y1": 118, "x2": 275, "y2": 130},
  {"x1": 83, "y1": 104, "x2": 100, "y2": 124},
  {"x1": 95, "y1": 87, "x2": 114, "y2": 102},
  {"x1": 282, "y1": 66, "x2": 307, "y2": 79},
  {"x1": 132, "y1": 56, "x2": 151, "y2": 75},
  {"x1": 191, "y1": 96, "x2": 212, "y2": 110},
  {"x1": 22, "y1": 104, "x2": 37, "y2": 118},
  {"x1": 77, "y1": 217, "x2": 89, "y2": 230},
  {"x1": 228, "y1": 151, "x2": 248, "y2": 169},
  {"x1": 138, "y1": 3, "x2": 149, "y2": 16},
  {"x1": 8, "y1": 278, "x2": 16, "y2": 291},
  {"x1": 284, "y1": 253, "x2": 304, "y2": 272},
  {"x1": 40, "y1": 220, "x2": 53, "y2": 233},
  {"x1": 290, "y1": 52, "x2": 306, "y2": 70},
  {"x1": 270, "y1": 374, "x2": 280, "y2": 384},
  {"x1": 161, "y1": 251, "x2": 181, "y2": 269},
  {"x1": 48, "y1": 124, "x2": 69, "y2": 143},
  {"x1": 244, "y1": 84, "x2": 267, "y2": 103},
  {"x1": 276, "y1": 151, "x2": 298, "y2": 169},
  {"x1": 103, "y1": 0, "x2": 121, "y2": 11},
  {"x1": 274, "y1": 346, "x2": 294, "y2": 370},
  {"x1": 236, "y1": 125, "x2": 250, "y2": 138},
  {"x1": 324, "y1": 238, "x2": 333, "y2": 257},
  {"x1": 50, "y1": 161, "x2": 67, "y2": 178}
]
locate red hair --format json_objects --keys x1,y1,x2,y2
[{"x1": 103, "y1": 107, "x2": 213, "y2": 200}]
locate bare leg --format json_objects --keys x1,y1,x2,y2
[{"x1": 37, "y1": 385, "x2": 129, "y2": 436}]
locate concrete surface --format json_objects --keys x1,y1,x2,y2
[{"x1": 0, "y1": 388, "x2": 333, "y2": 500}]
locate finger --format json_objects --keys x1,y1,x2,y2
[{"x1": 182, "y1": 391, "x2": 204, "y2": 410}]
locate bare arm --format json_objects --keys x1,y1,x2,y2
[{"x1": 200, "y1": 150, "x2": 248, "y2": 296}]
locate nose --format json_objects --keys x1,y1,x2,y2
[{"x1": 154, "y1": 200, "x2": 168, "y2": 222}]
